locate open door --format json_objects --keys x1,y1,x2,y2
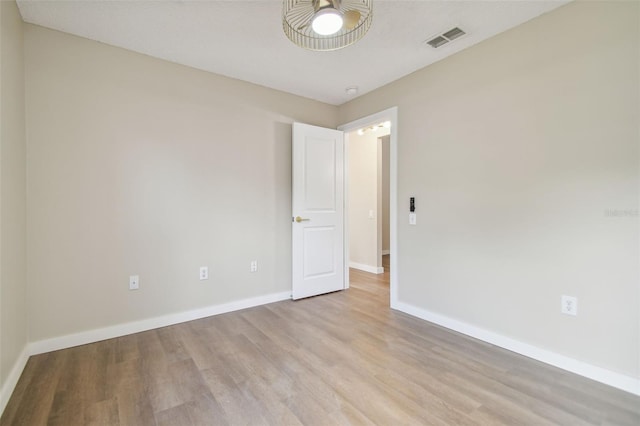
[{"x1": 292, "y1": 123, "x2": 344, "y2": 300}]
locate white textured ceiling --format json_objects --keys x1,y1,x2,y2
[{"x1": 16, "y1": 0, "x2": 569, "y2": 105}]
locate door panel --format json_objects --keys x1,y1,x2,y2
[
  {"x1": 303, "y1": 226, "x2": 336, "y2": 278},
  {"x1": 292, "y1": 123, "x2": 344, "y2": 300},
  {"x1": 304, "y1": 138, "x2": 336, "y2": 210}
]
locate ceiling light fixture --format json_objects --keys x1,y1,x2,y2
[
  {"x1": 283, "y1": 0, "x2": 373, "y2": 51},
  {"x1": 312, "y1": 8, "x2": 344, "y2": 35},
  {"x1": 356, "y1": 121, "x2": 391, "y2": 135}
]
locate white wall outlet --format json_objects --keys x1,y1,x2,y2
[
  {"x1": 368, "y1": 209, "x2": 374, "y2": 219},
  {"x1": 250, "y1": 260, "x2": 258, "y2": 273},
  {"x1": 199, "y1": 266, "x2": 208, "y2": 280},
  {"x1": 409, "y1": 213, "x2": 417, "y2": 225},
  {"x1": 129, "y1": 275, "x2": 139, "y2": 290},
  {"x1": 561, "y1": 295, "x2": 578, "y2": 316}
]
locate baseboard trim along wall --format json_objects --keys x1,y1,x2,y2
[
  {"x1": 0, "y1": 291, "x2": 291, "y2": 416},
  {"x1": 349, "y1": 261, "x2": 384, "y2": 274},
  {"x1": 0, "y1": 347, "x2": 30, "y2": 416},
  {"x1": 5, "y1": 291, "x2": 637, "y2": 417},
  {"x1": 28, "y1": 291, "x2": 292, "y2": 356},
  {"x1": 393, "y1": 300, "x2": 640, "y2": 396}
]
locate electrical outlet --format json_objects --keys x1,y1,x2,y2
[
  {"x1": 129, "y1": 275, "x2": 139, "y2": 290},
  {"x1": 561, "y1": 295, "x2": 577, "y2": 316},
  {"x1": 250, "y1": 260, "x2": 258, "y2": 272},
  {"x1": 199, "y1": 266, "x2": 208, "y2": 280}
]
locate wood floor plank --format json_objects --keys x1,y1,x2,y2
[
  {"x1": 1, "y1": 352, "x2": 66, "y2": 425},
  {"x1": 154, "y1": 403, "x2": 193, "y2": 426},
  {"x1": 200, "y1": 364, "x2": 271, "y2": 425},
  {"x1": 182, "y1": 392, "x2": 229, "y2": 426},
  {"x1": 85, "y1": 398, "x2": 119, "y2": 426},
  {"x1": 111, "y1": 378, "x2": 156, "y2": 426},
  {"x1": 2, "y1": 257, "x2": 639, "y2": 425}
]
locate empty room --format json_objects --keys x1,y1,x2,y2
[{"x1": 1, "y1": 0, "x2": 639, "y2": 424}]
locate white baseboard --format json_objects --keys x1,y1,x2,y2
[
  {"x1": 28, "y1": 291, "x2": 291, "y2": 356},
  {"x1": 392, "y1": 300, "x2": 640, "y2": 396},
  {"x1": 0, "y1": 346, "x2": 29, "y2": 416},
  {"x1": 382, "y1": 250, "x2": 390, "y2": 255},
  {"x1": 349, "y1": 262, "x2": 384, "y2": 274},
  {"x1": 1, "y1": 291, "x2": 290, "y2": 418}
]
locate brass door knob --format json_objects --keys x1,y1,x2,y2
[{"x1": 295, "y1": 216, "x2": 310, "y2": 223}]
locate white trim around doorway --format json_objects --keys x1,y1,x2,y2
[{"x1": 338, "y1": 107, "x2": 398, "y2": 307}]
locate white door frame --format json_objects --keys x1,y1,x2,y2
[{"x1": 338, "y1": 106, "x2": 398, "y2": 307}]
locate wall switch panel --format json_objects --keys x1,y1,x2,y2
[{"x1": 409, "y1": 213, "x2": 417, "y2": 225}]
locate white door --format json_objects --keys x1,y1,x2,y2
[{"x1": 292, "y1": 122, "x2": 344, "y2": 300}]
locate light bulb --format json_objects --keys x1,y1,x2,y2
[
  {"x1": 312, "y1": 9, "x2": 344, "y2": 35},
  {"x1": 357, "y1": 129, "x2": 364, "y2": 136}
]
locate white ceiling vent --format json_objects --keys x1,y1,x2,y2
[{"x1": 426, "y1": 27, "x2": 467, "y2": 48}]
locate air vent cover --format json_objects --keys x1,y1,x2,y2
[
  {"x1": 426, "y1": 27, "x2": 467, "y2": 48},
  {"x1": 442, "y1": 27, "x2": 466, "y2": 41},
  {"x1": 427, "y1": 36, "x2": 448, "y2": 48}
]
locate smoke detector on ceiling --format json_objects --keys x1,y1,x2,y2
[
  {"x1": 345, "y1": 86, "x2": 358, "y2": 96},
  {"x1": 426, "y1": 27, "x2": 466, "y2": 48}
]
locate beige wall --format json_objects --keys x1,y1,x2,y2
[
  {"x1": 340, "y1": 1, "x2": 639, "y2": 378},
  {"x1": 0, "y1": 0, "x2": 27, "y2": 393},
  {"x1": 381, "y1": 135, "x2": 390, "y2": 254},
  {"x1": 348, "y1": 130, "x2": 378, "y2": 269},
  {"x1": 348, "y1": 128, "x2": 389, "y2": 270},
  {"x1": 24, "y1": 25, "x2": 337, "y2": 342}
]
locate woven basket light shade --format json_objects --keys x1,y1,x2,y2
[{"x1": 283, "y1": 0, "x2": 373, "y2": 51}]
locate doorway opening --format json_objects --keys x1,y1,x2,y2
[
  {"x1": 338, "y1": 107, "x2": 398, "y2": 307},
  {"x1": 345, "y1": 126, "x2": 390, "y2": 273}
]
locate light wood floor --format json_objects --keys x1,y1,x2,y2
[{"x1": 3, "y1": 258, "x2": 639, "y2": 425}]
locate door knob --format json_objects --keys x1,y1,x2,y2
[{"x1": 295, "y1": 216, "x2": 310, "y2": 223}]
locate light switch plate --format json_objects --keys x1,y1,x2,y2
[{"x1": 409, "y1": 213, "x2": 417, "y2": 225}]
